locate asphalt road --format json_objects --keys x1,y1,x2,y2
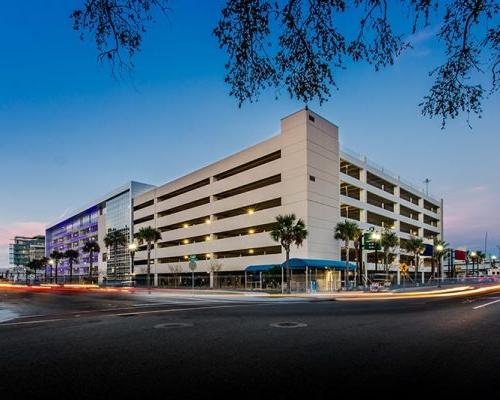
[{"x1": 1, "y1": 290, "x2": 499, "y2": 398}]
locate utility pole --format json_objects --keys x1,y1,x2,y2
[{"x1": 484, "y1": 231, "x2": 488, "y2": 257}]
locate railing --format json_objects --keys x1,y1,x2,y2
[{"x1": 340, "y1": 146, "x2": 438, "y2": 201}]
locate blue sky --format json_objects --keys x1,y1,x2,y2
[{"x1": 1, "y1": 1, "x2": 499, "y2": 266}]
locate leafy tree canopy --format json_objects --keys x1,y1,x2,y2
[{"x1": 71, "y1": 1, "x2": 499, "y2": 127}]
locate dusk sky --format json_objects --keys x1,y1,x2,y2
[{"x1": 1, "y1": 1, "x2": 499, "y2": 267}]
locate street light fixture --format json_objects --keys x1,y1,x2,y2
[
  {"x1": 435, "y1": 244, "x2": 444, "y2": 279},
  {"x1": 128, "y1": 242, "x2": 138, "y2": 277},
  {"x1": 48, "y1": 259, "x2": 55, "y2": 283},
  {"x1": 470, "y1": 251, "x2": 477, "y2": 276}
]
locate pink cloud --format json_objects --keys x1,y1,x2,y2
[
  {"x1": 0, "y1": 222, "x2": 47, "y2": 246},
  {"x1": 0, "y1": 222, "x2": 47, "y2": 267},
  {"x1": 444, "y1": 186, "x2": 500, "y2": 249}
]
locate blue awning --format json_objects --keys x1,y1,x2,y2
[
  {"x1": 285, "y1": 258, "x2": 356, "y2": 270},
  {"x1": 245, "y1": 264, "x2": 280, "y2": 273},
  {"x1": 245, "y1": 258, "x2": 356, "y2": 272}
]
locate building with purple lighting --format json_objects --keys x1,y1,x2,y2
[{"x1": 45, "y1": 181, "x2": 155, "y2": 284}]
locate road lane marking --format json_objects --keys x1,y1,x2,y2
[
  {"x1": 154, "y1": 322, "x2": 193, "y2": 329},
  {"x1": 270, "y1": 322, "x2": 307, "y2": 329},
  {"x1": 473, "y1": 299, "x2": 500, "y2": 309},
  {"x1": 0, "y1": 302, "x2": 284, "y2": 327},
  {"x1": 0, "y1": 299, "x2": 313, "y2": 327},
  {"x1": 0, "y1": 318, "x2": 65, "y2": 326}
]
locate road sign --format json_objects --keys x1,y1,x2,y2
[
  {"x1": 400, "y1": 263, "x2": 409, "y2": 277},
  {"x1": 188, "y1": 256, "x2": 197, "y2": 272},
  {"x1": 187, "y1": 255, "x2": 197, "y2": 290},
  {"x1": 363, "y1": 233, "x2": 381, "y2": 250}
]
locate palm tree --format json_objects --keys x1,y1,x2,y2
[
  {"x1": 82, "y1": 241, "x2": 100, "y2": 282},
  {"x1": 64, "y1": 249, "x2": 79, "y2": 283},
  {"x1": 334, "y1": 221, "x2": 361, "y2": 289},
  {"x1": 432, "y1": 239, "x2": 449, "y2": 279},
  {"x1": 38, "y1": 257, "x2": 49, "y2": 283},
  {"x1": 104, "y1": 229, "x2": 128, "y2": 281},
  {"x1": 475, "y1": 251, "x2": 486, "y2": 275},
  {"x1": 33, "y1": 257, "x2": 48, "y2": 283},
  {"x1": 353, "y1": 235, "x2": 363, "y2": 286},
  {"x1": 380, "y1": 229, "x2": 399, "y2": 277},
  {"x1": 50, "y1": 250, "x2": 64, "y2": 284},
  {"x1": 270, "y1": 214, "x2": 308, "y2": 294},
  {"x1": 401, "y1": 236, "x2": 425, "y2": 281},
  {"x1": 135, "y1": 226, "x2": 162, "y2": 292},
  {"x1": 26, "y1": 260, "x2": 34, "y2": 285}
]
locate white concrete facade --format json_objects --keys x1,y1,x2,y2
[{"x1": 132, "y1": 109, "x2": 443, "y2": 276}]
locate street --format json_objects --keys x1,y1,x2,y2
[{"x1": 1, "y1": 289, "x2": 500, "y2": 398}]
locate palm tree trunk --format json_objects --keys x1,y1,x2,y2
[
  {"x1": 354, "y1": 240, "x2": 360, "y2": 286},
  {"x1": 415, "y1": 254, "x2": 419, "y2": 282},
  {"x1": 89, "y1": 251, "x2": 93, "y2": 281},
  {"x1": 345, "y1": 239, "x2": 349, "y2": 290},
  {"x1": 286, "y1": 249, "x2": 291, "y2": 294},
  {"x1": 431, "y1": 258, "x2": 435, "y2": 279},
  {"x1": 55, "y1": 262, "x2": 58, "y2": 284},
  {"x1": 147, "y1": 244, "x2": 151, "y2": 293},
  {"x1": 69, "y1": 261, "x2": 73, "y2": 284}
]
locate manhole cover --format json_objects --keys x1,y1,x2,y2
[
  {"x1": 270, "y1": 322, "x2": 307, "y2": 329},
  {"x1": 154, "y1": 322, "x2": 194, "y2": 329}
]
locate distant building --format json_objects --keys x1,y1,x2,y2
[
  {"x1": 9, "y1": 235, "x2": 45, "y2": 267},
  {"x1": 45, "y1": 181, "x2": 155, "y2": 283}
]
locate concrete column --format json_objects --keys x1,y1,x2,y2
[
  {"x1": 209, "y1": 271, "x2": 214, "y2": 289},
  {"x1": 360, "y1": 168, "x2": 368, "y2": 226},
  {"x1": 154, "y1": 273, "x2": 158, "y2": 287},
  {"x1": 281, "y1": 268, "x2": 284, "y2": 294}
]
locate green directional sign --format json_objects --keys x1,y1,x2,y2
[
  {"x1": 188, "y1": 255, "x2": 198, "y2": 272},
  {"x1": 363, "y1": 233, "x2": 381, "y2": 250}
]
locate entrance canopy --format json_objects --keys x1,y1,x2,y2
[
  {"x1": 245, "y1": 258, "x2": 356, "y2": 273},
  {"x1": 245, "y1": 264, "x2": 280, "y2": 273},
  {"x1": 286, "y1": 258, "x2": 356, "y2": 270}
]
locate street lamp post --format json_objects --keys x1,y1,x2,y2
[
  {"x1": 436, "y1": 244, "x2": 444, "y2": 280},
  {"x1": 128, "y1": 242, "x2": 138, "y2": 286},
  {"x1": 48, "y1": 259, "x2": 55, "y2": 283},
  {"x1": 371, "y1": 232, "x2": 381, "y2": 273},
  {"x1": 470, "y1": 251, "x2": 477, "y2": 276}
]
